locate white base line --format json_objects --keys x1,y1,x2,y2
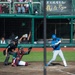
[
  {"x1": 57, "y1": 67, "x2": 75, "y2": 75},
  {"x1": 20, "y1": 66, "x2": 75, "y2": 75}
]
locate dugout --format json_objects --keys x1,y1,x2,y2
[{"x1": 0, "y1": 0, "x2": 75, "y2": 47}]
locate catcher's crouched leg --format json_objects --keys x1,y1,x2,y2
[
  {"x1": 11, "y1": 58, "x2": 17, "y2": 67},
  {"x1": 18, "y1": 61, "x2": 28, "y2": 66}
]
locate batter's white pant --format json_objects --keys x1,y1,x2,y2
[
  {"x1": 13, "y1": 59, "x2": 27, "y2": 66},
  {"x1": 47, "y1": 49, "x2": 67, "y2": 67}
]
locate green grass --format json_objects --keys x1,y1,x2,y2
[
  {"x1": 0, "y1": 51, "x2": 75, "y2": 62},
  {"x1": 47, "y1": 51, "x2": 75, "y2": 62}
]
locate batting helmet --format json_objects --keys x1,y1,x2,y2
[{"x1": 52, "y1": 34, "x2": 56, "y2": 39}]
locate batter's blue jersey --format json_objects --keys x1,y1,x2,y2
[{"x1": 51, "y1": 38, "x2": 61, "y2": 50}]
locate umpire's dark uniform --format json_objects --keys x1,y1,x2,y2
[{"x1": 4, "y1": 39, "x2": 18, "y2": 65}]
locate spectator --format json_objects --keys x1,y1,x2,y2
[
  {"x1": 29, "y1": 0, "x2": 32, "y2": 2},
  {"x1": 24, "y1": 0, "x2": 32, "y2": 13},
  {"x1": 1, "y1": 0, "x2": 5, "y2": 1},
  {"x1": 7, "y1": 0, "x2": 11, "y2": 3},
  {"x1": 0, "y1": 37, "x2": 6, "y2": 44},
  {"x1": 19, "y1": 31, "x2": 31, "y2": 44},
  {"x1": 1, "y1": 0, "x2": 9, "y2": 13},
  {"x1": 17, "y1": 0, "x2": 25, "y2": 14},
  {"x1": 2, "y1": 4, "x2": 9, "y2": 13},
  {"x1": 24, "y1": 0, "x2": 29, "y2": 13},
  {"x1": 0, "y1": 4, "x2": 2, "y2": 13}
]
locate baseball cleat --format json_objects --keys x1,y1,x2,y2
[
  {"x1": 64, "y1": 65, "x2": 68, "y2": 67},
  {"x1": 46, "y1": 64, "x2": 48, "y2": 66}
]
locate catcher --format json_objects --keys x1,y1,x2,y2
[{"x1": 11, "y1": 46, "x2": 32, "y2": 67}]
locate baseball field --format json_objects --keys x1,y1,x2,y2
[{"x1": 0, "y1": 47, "x2": 75, "y2": 75}]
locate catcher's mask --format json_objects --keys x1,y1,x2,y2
[{"x1": 18, "y1": 46, "x2": 23, "y2": 50}]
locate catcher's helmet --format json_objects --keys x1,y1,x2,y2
[
  {"x1": 52, "y1": 34, "x2": 56, "y2": 39},
  {"x1": 18, "y1": 46, "x2": 23, "y2": 50}
]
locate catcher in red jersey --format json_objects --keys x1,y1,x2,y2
[{"x1": 11, "y1": 46, "x2": 32, "y2": 67}]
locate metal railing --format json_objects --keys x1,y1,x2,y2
[{"x1": 0, "y1": 1, "x2": 75, "y2": 15}]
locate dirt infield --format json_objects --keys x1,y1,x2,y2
[
  {"x1": 0, "y1": 62, "x2": 75, "y2": 75},
  {"x1": 0, "y1": 47, "x2": 75, "y2": 75}
]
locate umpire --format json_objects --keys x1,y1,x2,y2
[{"x1": 3, "y1": 38, "x2": 18, "y2": 65}]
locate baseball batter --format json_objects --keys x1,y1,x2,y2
[
  {"x1": 11, "y1": 46, "x2": 32, "y2": 67},
  {"x1": 47, "y1": 34, "x2": 67, "y2": 67}
]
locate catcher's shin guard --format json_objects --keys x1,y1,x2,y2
[{"x1": 15, "y1": 58, "x2": 19, "y2": 66}]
